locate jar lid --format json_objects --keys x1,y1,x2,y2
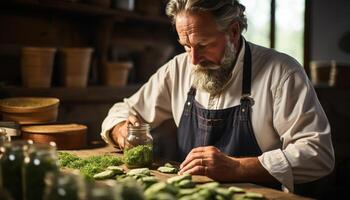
[
  {"x1": 0, "y1": 128, "x2": 7, "y2": 136},
  {"x1": 128, "y1": 123, "x2": 150, "y2": 129}
]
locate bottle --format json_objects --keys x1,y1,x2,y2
[
  {"x1": 0, "y1": 140, "x2": 32, "y2": 200},
  {"x1": 43, "y1": 170, "x2": 87, "y2": 200},
  {"x1": 86, "y1": 180, "x2": 122, "y2": 200},
  {"x1": 123, "y1": 123, "x2": 153, "y2": 168},
  {"x1": 22, "y1": 142, "x2": 59, "y2": 200}
]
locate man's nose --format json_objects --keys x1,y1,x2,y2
[{"x1": 190, "y1": 48, "x2": 201, "y2": 65}]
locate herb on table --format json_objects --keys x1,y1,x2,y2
[
  {"x1": 58, "y1": 152, "x2": 81, "y2": 167},
  {"x1": 157, "y1": 162, "x2": 179, "y2": 174},
  {"x1": 58, "y1": 152, "x2": 123, "y2": 179}
]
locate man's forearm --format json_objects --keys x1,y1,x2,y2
[{"x1": 234, "y1": 157, "x2": 279, "y2": 183}]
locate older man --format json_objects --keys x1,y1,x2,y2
[{"x1": 101, "y1": 0, "x2": 334, "y2": 192}]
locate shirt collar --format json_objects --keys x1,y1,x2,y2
[{"x1": 230, "y1": 36, "x2": 247, "y2": 79}]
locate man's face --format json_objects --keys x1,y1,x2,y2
[{"x1": 175, "y1": 11, "x2": 238, "y2": 95}]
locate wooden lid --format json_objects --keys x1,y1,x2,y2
[
  {"x1": 21, "y1": 124, "x2": 87, "y2": 150},
  {"x1": 22, "y1": 124, "x2": 87, "y2": 134},
  {"x1": 0, "y1": 97, "x2": 59, "y2": 113}
]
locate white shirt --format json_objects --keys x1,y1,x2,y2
[{"x1": 101, "y1": 41, "x2": 334, "y2": 192}]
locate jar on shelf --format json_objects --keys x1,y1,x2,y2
[
  {"x1": 22, "y1": 142, "x2": 59, "y2": 200},
  {"x1": 123, "y1": 123, "x2": 153, "y2": 168},
  {"x1": 0, "y1": 140, "x2": 32, "y2": 200}
]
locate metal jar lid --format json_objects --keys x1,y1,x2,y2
[{"x1": 0, "y1": 121, "x2": 21, "y2": 137}]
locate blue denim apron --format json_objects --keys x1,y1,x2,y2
[{"x1": 177, "y1": 40, "x2": 262, "y2": 161}]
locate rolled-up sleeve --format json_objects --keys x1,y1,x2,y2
[
  {"x1": 259, "y1": 68, "x2": 335, "y2": 192},
  {"x1": 100, "y1": 59, "x2": 175, "y2": 145}
]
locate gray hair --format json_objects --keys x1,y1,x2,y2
[{"x1": 166, "y1": 0, "x2": 247, "y2": 33}]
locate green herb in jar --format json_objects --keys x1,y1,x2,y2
[{"x1": 124, "y1": 145, "x2": 153, "y2": 168}]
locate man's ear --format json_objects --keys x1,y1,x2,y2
[{"x1": 228, "y1": 21, "x2": 241, "y2": 45}]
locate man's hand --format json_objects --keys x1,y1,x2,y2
[
  {"x1": 179, "y1": 146, "x2": 240, "y2": 181},
  {"x1": 179, "y1": 146, "x2": 278, "y2": 183},
  {"x1": 110, "y1": 115, "x2": 140, "y2": 149}
]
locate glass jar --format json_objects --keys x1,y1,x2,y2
[
  {"x1": 0, "y1": 140, "x2": 31, "y2": 200},
  {"x1": 86, "y1": 180, "x2": 122, "y2": 200},
  {"x1": 43, "y1": 170, "x2": 87, "y2": 200},
  {"x1": 123, "y1": 123, "x2": 153, "y2": 168},
  {"x1": 22, "y1": 142, "x2": 59, "y2": 200}
]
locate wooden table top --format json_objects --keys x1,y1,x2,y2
[{"x1": 62, "y1": 145, "x2": 312, "y2": 200}]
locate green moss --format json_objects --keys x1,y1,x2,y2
[
  {"x1": 58, "y1": 152, "x2": 81, "y2": 167},
  {"x1": 124, "y1": 145, "x2": 153, "y2": 168},
  {"x1": 79, "y1": 163, "x2": 105, "y2": 179},
  {"x1": 58, "y1": 152, "x2": 123, "y2": 179}
]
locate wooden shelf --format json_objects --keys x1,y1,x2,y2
[
  {"x1": 0, "y1": 85, "x2": 142, "y2": 102},
  {"x1": 0, "y1": 1, "x2": 176, "y2": 88},
  {"x1": 0, "y1": 0, "x2": 170, "y2": 24}
]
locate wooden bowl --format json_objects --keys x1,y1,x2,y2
[
  {"x1": 0, "y1": 97, "x2": 59, "y2": 124},
  {"x1": 22, "y1": 124, "x2": 87, "y2": 150}
]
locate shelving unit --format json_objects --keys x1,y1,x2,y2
[
  {"x1": 0, "y1": 0, "x2": 179, "y2": 144},
  {"x1": 0, "y1": 85, "x2": 141, "y2": 102},
  {"x1": 0, "y1": 0, "x2": 178, "y2": 87},
  {"x1": 0, "y1": 0, "x2": 170, "y2": 23}
]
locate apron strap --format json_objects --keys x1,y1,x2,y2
[
  {"x1": 242, "y1": 39, "x2": 252, "y2": 96},
  {"x1": 241, "y1": 39, "x2": 254, "y2": 107}
]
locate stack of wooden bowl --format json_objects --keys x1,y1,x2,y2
[{"x1": 0, "y1": 97, "x2": 87, "y2": 150}]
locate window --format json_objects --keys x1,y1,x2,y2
[
  {"x1": 275, "y1": 0, "x2": 305, "y2": 64},
  {"x1": 240, "y1": 0, "x2": 271, "y2": 48},
  {"x1": 240, "y1": 0, "x2": 305, "y2": 64}
]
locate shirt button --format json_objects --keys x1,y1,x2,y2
[
  {"x1": 187, "y1": 102, "x2": 191, "y2": 106},
  {"x1": 242, "y1": 108, "x2": 245, "y2": 112}
]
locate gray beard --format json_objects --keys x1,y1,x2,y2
[{"x1": 192, "y1": 41, "x2": 237, "y2": 96}]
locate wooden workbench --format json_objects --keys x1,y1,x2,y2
[{"x1": 62, "y1": 145, "x2": 312, "y2": 200}]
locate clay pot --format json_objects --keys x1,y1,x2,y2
[
  {"x1": 21, "y1": 47, "x2": 56, "y2": 88},
  {"x1": 103, "y1": 61, "x2": 132, "y2": 86}
]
